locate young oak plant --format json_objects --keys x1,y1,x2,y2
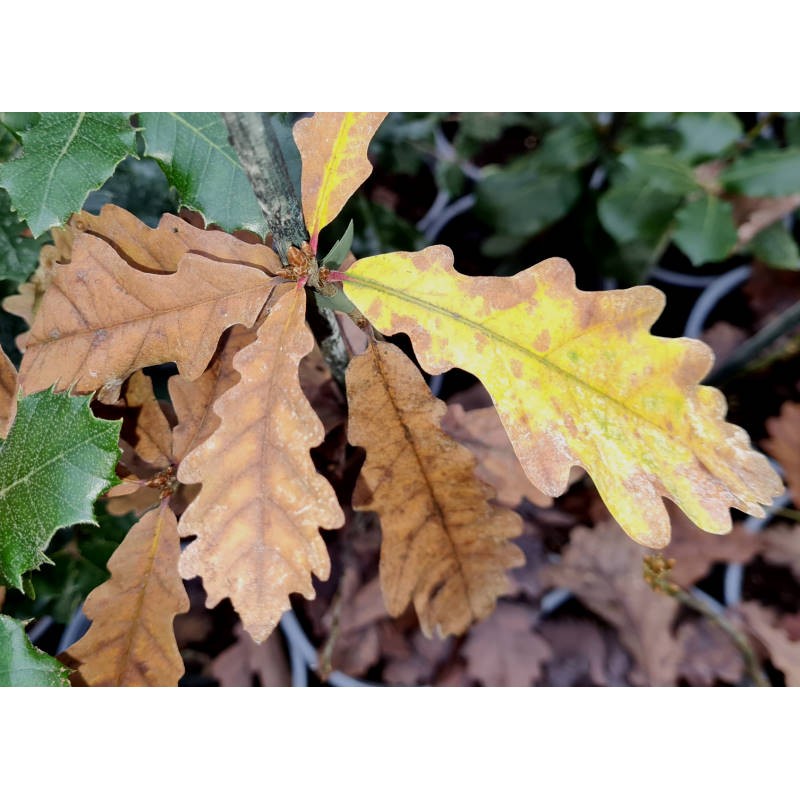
[{"x1": 0, "y1": 112, "x2": 783, "y2": 686}]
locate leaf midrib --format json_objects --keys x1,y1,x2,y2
[{"x1": 346, "y1": 273, "x2": 683, "y2": 438}]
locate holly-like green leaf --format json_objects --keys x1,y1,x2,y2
[
  {"x1": 0, "y1": 113, "x2": 137, "y2": 237},
  {"x1": 751, "y1": 221, "x2": 800, "y2": 270},
  {"x1": 0, "y1": 389, "x2": 121, "y2": 590},
  {"x1": 721, "y1": 148, "x2": 800, "y2": 197},
  {"x1": 139, "y1": 112, "x2": 266, "y2": 237},
  {"x1": 672, "y1": 194, "x2": 738, "y2": 266},
  {"x1": 675, "y1": 113, "x2": 743, "y2": 162},
  {"x1": 0, "y1": 189, "x2": 40, "y2": 285},
  {"x1": 0, "y1": 613, "x2": 70, "y2": 686}
]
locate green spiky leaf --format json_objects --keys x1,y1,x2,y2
[
  {"x1": 0, "y1": 389, "x2": 121, "y2": 590},
  {"x1": 139, "y1": 112, "x2": 266, "y2": 236},
  {"x1": 0, "y1": 113, "x2": 137, "y2": 237},
  {"x1": 0, "y1": 614, "x2": 70, "y2": 686}
]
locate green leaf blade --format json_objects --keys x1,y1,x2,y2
[
  {"x1": 0, "y1": 113, "x2": 137, "y2": 237},
  {"x1": 672, "y1": 194, "x2": 738, "y2": 266},
  {"x1": 139, "y1": 112, "x2": 266, "y2": 236},
  {"x1": 0, "y1": 189, "x2": 40, "y2": 285},
  {"x1": 0, "y1": 389, "x2": 121, "y2": 589},
  {"x1": 0, "y1": 614, "x2": 70, "y2": 686},
  {"x1": 721, "y1": 148, "x2": 800, "y2": 197}
]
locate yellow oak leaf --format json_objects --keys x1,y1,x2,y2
[
  {"x1": 347, "y1": 340, "x2": 524, "y2": 637},
  {"x1": 67, "y1": 502, "x2": 189, "y2": 686},
  {"x1": 293, "y1": 112, "x2": 387, "y2": 249},
  {"x1": 343, "y1": 245, "x2": 782, "y2": 547},
  {"x1": 178, "y1": 286, "x2": 345, "y2": 643},
  {"x1": 19, "y1": 233, "x2": 279, "y2": 401}
]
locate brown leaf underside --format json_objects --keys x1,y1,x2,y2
[
  {"x1": 70, "y1": 206, "x2": 281, "y2": 276},
  {"x1": 68, "y1": 503, "x2": 189, "y2": 686},
  {"x1": 19, "y1": 234, "x2": 277, "y2": 400},
  {"x1": 347, "y1": 341, "x2": 524, "y2": 638},
  {"x1": 178, "y1": 286, "x2": 344, "y2": 643}
]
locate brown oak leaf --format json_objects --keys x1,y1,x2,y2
[
  {"x1": 347, "y1": 340, "x2": 524, "y2": 638},
  {"x1": 178, "y1": 286, "x2": 345, "y2": 643},
  {"x1": 19, "y1": 233, "x2": 279, "y2": 401},
  {"x1": 211, "y1": 622, "x2": 291, "y2": 687},
  {"x1": 67, "y1": 502, "x2": 189, "y2": 686}
]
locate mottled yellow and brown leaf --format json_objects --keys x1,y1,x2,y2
[
  {"x1": 19, "y1": 234, "x2": 278, "y2": 401},
  {"x1": 344, "y1": 246, "x2": 782, "y2": 547},
  {"x1": 347, "y1": 341, "x2": 524, "y2": 637},
  {"x1": 0, "y1": 346, "x2": 17, "y2": 438},
  {"x1": 67, "y1": 502, "x2": 189, "y2": 686},
  {"x1": 70, "y1": 205, "x2": 280, "y2": 275},
  {"x1": 293, "y1": 112, "x2": 387, "y2": 248},
  {"x1": 178, "y1": 287, "x2": 344, "y2": 643}
]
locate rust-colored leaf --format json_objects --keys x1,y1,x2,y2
[
  {"x1": 178, "y1": 286, "x2": 344, "y2": 643},
  {"x1": 19, "y1": 233, "x2": 278, "y2": 400},
  {"x1": 543, "y1": 521, "x2": 682, "y2": 686},
  {"x1": 763, "y1": 401, "x2": 800, "y2": 506},
  {"x1": 347, "y1": 340, "x2": 524, "y2": 637},
  {"x1": 0, "y1": 347, "x2": 17, "y2": 438},
  {"x1": 293, "y1": 112, "x2": 387, "y2": 248},
  {"x1": 67, "y1": 502, "x2": 189, "y2": 686},
  {"x1": 344, "y1": 246, "x2": 782, "y2": 547}
]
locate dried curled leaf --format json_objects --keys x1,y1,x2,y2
[
  {"x1": 344, "y1": 246, "x2": 782, "y2": 547},
  {"x1": 19, "y1": 233, "x2": 278, "y2": 400},
  {"x1": 70, "y1": 205, "x2": 279, "y2": 275},
  {"x1": 67, "y1": 502, "x2": 189, "y2": 686},
  {"x1": 347, "y1": 341, "x2": 524, "y2": 637},
  {"x1": 293, "y1": 112, "x2": 387, "y2": 246},
  {"x1": 179, "y1": 287, "x2": 344, "y2": 643}
]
